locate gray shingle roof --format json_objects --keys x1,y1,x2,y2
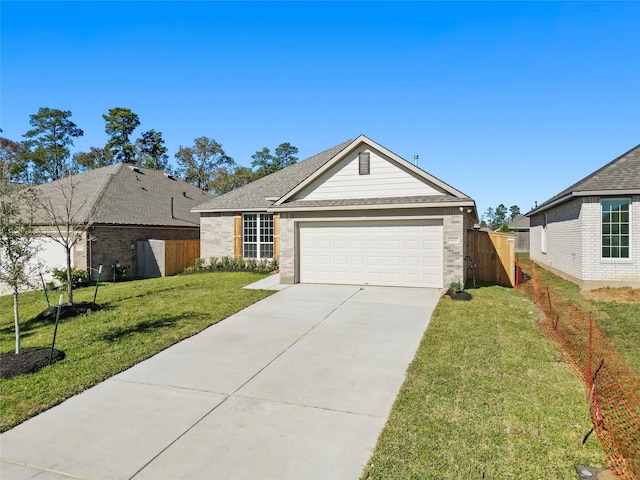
[
  {"x1": 193, "y1": 137, "x2": 474, "y2": 213},
  {"x1": 193, "y1": 140, "x2": 353, "y2": 211},
  {"x1": 35, "y1": 163, "x2": 210, "y2": 226},
  {"x1": 529, "y1": 144, "x2": 640, "y2": 215}
]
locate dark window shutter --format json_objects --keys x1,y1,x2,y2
[{"x1": 359, "y1": 152, "x2": 370, "y2": 175}]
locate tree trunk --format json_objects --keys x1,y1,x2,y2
[
  {"x1": 66, "y1": 247, "x2": 73, "y2": 304},
  {"x1": 13, "y1": 290, "x2": 21, "y2": 354}
]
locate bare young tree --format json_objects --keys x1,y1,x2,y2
[
  {"x1": 35, "y1": 174, "x2": 95, "y2": 304},
  {"x1": 0, "y1": 174, "x2": 41, "y2": 353}
]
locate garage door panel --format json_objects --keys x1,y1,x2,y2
[{"x1": 299, "y1": 221, "x2": 443, "y2": 288}]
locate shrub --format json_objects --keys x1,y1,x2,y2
[
  {"x1": 52, "y1": 268, "x2": 89, "y2": 289},
  {"x1": 449, "y1": 280, "x2": 462, "y2": 293},
  {"x1": 183, "y1": 256, "x2": 279, "y2": 274}
]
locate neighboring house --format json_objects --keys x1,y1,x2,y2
[
  {"x1": 508, "y1": 215, "x2": 530, "y2": 253},
  {"x1": 527, "y1": 144, "x2": 640, "y2": 289},
  {"x1": 194, "y1": 135, "x2": 477, "y2": 288},
  {"x1": 32, "y1": 163, "x2": 208, "y2": 281}
]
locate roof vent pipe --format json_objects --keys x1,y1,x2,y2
[
  {"x1": 171, "y1": 197, "x2": 175, "y2": 219},
  {"x1": 414, "y1": 155, "x2": 419, "y2": 166}
]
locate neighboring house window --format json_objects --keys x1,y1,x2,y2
[
  {"x1": 243, "y1": 213, "x2": 274, "y2": 259},
  {"x1": 541, "y1": 214, "x2": 547, "y2": 254},
  {"x1": 359, "y1": 152, "x2": 370, "y2": 175},
  {"x1": 602, "y1": 199, "x2": 630, "y2": 258}
]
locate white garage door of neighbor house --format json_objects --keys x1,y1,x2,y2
[
  {"x1": 34, "y1": 237, "x2": 69, "y2": 281},
  {"x1": 299, "y1": 220, "x2": 443, "y2": 288}
]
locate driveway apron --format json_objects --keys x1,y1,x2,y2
[{"x1": 1, "y1": 284, "x2": 440, "y2": 480}]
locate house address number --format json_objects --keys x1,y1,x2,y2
[{"x1": 447, "y1": 237, "x2": 460, "y2": 244}]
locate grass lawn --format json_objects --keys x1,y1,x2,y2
[
  {"x1": 0, "y1": 271, "x2": 273, "y2": 432},
  {"x1": 362, "y1": 284, "x2": 605, "y2": 480},
  {"x1": 528, "y1": 264, "x2": 640, "y2": 373}
]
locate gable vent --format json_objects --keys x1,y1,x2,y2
[{"x1": 358, "y1": 152, "x2": 370, "y2": 175}]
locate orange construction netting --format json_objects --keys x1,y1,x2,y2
[{"x1": 516, "y1": 261, "x2": 639, "y2": 479}]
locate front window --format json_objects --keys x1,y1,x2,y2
[
  {"x1": 243, "y1": 213, "x2": 274, "y2": 259},
  {"x1": 602, "y1": 199, "x2": 630, "y2": 258}
]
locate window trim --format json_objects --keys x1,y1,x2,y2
[
  {"x1": 242, "y1": 213, "x2": 274, "y2": 259},
  {"x1": 601, "y1": 198, "x2": 631, "y2": 259}
]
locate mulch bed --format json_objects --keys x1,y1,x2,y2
[
  {"x1": 444, "y1": 290, "x2": 473, "y2": 301},
  {"x1": 0, "y1": 347, "x2": 65, "y2": 379},
  {"x1": 0, "y1": 302, "x2": 100, "y2": 379},
  {"x1": 35, "y1": 301, "x2": 101, "y2": 321}
]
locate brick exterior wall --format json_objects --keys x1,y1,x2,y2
[
  {"x1": 529, "y1": 195, "x2": 640, "y2": 289},
  {"x1": 278, "y1": 208, "x2": 466, "y2": 287},
  {"x1": 78, "y1": 225, "x2": 199, "y2": 280},
  {"x1": 530, "y1": 197, "x2": 583, "y2": 281},
  {"x1": 279, "y1": 212, "x2": 296, "y2": 284},
  {"x1": 582, "y1": 195, "x2": 640, "y2": 288},
  {"x1": 200, "y1": 212, "x2": 235, "y2": 261},
  {"x1": 443, "y1": 208, "x2": 466, "y2": 287},
  {"x1": 199, "y1": 208, "x2": 468, "y2": 288}
]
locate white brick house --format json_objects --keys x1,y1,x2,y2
[
  {"x1": 194, "y1": 135, "x2": 478, "y2": 289},
  {"x1": 527, "y1": 144, "x2": 640, "y2": 290}
]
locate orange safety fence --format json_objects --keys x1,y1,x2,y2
[{"x1": 516, "y1": 261, "x2": 639, "y2": 480}]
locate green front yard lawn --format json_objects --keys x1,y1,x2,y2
[
  {"x1": 362, "y1": 284, "x2": 607, "y2": 480},
  {"x1": 0, "y1": 272, "x2": 273, "y2": 432},
  {"x1": 529, "y1": 264, "x2": 640, "y2": 373}
]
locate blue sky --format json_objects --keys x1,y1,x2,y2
[{"x1": 2, "y1": 1, "x2": 638, "y2": 216}]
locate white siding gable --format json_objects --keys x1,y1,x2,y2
[{"x1": 292, "y1": 148, "x2": 442, "y2": 201}]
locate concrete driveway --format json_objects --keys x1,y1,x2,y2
[{"x1": 1, "y1": 283, "x2": 440, "y2": 480}]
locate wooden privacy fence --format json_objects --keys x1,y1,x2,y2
[
  {"x1": 466, "y1": 230, "x2": 516, "y2": 287},
  {"x1": 136, "y1": 239, "x2": 200, "y2": 278}
]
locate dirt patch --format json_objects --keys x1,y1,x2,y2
[
  {"x1": 0, "y1": 347, "x2": 65, "y2": 379},
  {"x1": 582, "y1": 287, "x2": 640, "y2": 304}
]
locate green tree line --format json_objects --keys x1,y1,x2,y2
[
  {"x1": 482, "y1": 204, "x2": 521, "y2": 231},
  {"x1": 1, "y1": 107, "x2": 298, "y2": 195}
]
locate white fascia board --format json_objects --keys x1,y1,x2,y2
[
  {"x1": 269, "y1": 200, "x2": 475, "y2": 213},
  {"x1": 274, "y1": 135, "x2": 471, "y2": 206},
  {"x1": 192, "y1": 207, "x2": 269, "y2": 214},
  {"x1": 527, "y1": 189, "x2": 640, "y2": 217},
  {"x1": 273, "y1": 138, "x2": 360, "y2": 205},
  {"x1": 573, "y1": 189, "x2": 640, "y2": 197}
]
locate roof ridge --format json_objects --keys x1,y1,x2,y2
[{"x1": 84, "y1": 163, "x2": 123, "y2": 222}]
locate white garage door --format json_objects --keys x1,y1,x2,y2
[
  {"x1": 34, "y1": 237, "x2": 69, "y2": 281},
  {"x1": 299, "y1": 220, "x2": 443, "y2": 288}
]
